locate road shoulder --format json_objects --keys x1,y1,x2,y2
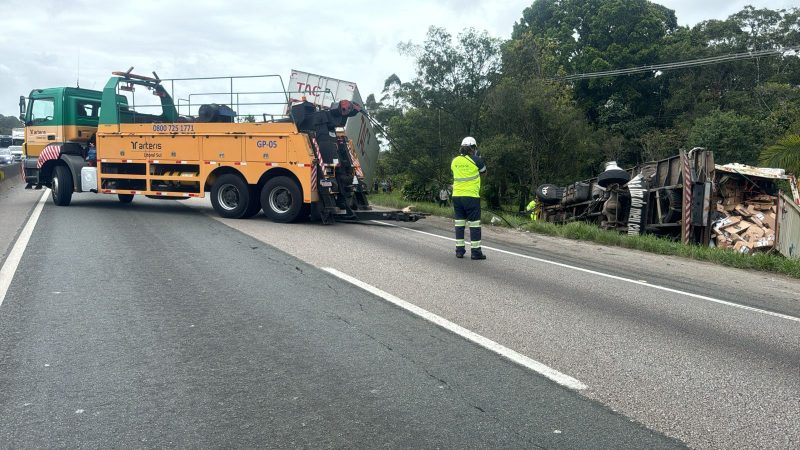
[{"x1": 0, "y1": 173, "x2": 44, "y2": 267}]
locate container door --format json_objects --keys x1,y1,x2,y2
[{"x1": 776, "y1": 193, "x2": 800, "y2": 259}]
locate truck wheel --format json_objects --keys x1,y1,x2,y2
[
  {"x1": 242, "y1": 186, "x2": 262, "y2": 218},
  {"x1": 261, "y1": 176, "x2": 302, "y2": 223},
  {"x1": 51, "y1": 165, "x2": 73, "y2": 206},
  {"x1": 118, "y1": 194, "x2": 134, "y2": 203},
  {"x1": 658, "y1": 188, "x2": 682, "y2": 223},
  {"x1": 211, "y1": 174, "x2": 252, "y2": 219}
]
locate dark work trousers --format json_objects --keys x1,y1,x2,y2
[{"x1": 452, "y1": 196, "x2": 482, "y2": 253}]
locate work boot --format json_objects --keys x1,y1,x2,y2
[
  {"x1": 456, "y1": 247, "x2": 466, "y2": 259},
  {"x1": 471, "y1": 249, "x2": 486, "y2": 260}
]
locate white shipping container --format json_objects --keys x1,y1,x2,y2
[{"x1": 289, "y1": 70, "x2": 380, "y2": 187}]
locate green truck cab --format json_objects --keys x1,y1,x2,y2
[{"x1": 19, "y1": 87, "x2": 104, "y2": 187}]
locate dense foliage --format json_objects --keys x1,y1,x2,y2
[
  {"x1": 367, "y1": 1, "x2": 800, "y2": 208},
  {"x1": 0, "y1": 114, "x2": 23, "y2": 135}
]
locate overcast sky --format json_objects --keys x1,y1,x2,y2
[{"x1": 0, "y1": 0, "x2": 795, "y2": 118}]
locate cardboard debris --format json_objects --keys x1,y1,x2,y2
[
  {"x1": 712, "y1": 193, "x2": 778, "y2": 254},
  {"x1": 724, "y1": 221, "x2": 751, "y2": 234},
  {"x1": 763, "y1": 212, "x2": 776, "y2": 229},
  {"x1": 751, "y1": 212, "x2": 765, "y2": 227},
  {"x1": 746, "y1": 226, "x2": 765, "y2": 239},
  {"x1": 733, "y1": 241, "x2": 752, "y2": 254}
]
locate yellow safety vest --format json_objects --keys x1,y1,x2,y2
[
  {"x1": 451, "y1": 155, "x2": 481, "y2": 198},
  {"x1": 526, "y1": 199, "x2": 538, "y2": 221}
]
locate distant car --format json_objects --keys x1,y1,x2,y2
[
  {"x1": 0, "y1": 147, "x2": 14, "y2": 165},
  {"x1": 9, "y1": 145, "x2": 23, "y2": 161}
]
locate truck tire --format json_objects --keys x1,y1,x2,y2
[
  {"x1": 242, "y1": 186, "x2": 262, "y2": 218},
  {"x1": 536, "y1": 184, "x2": 563, "y2": 205},
  {"x1": 118, "y1": 194, "x2": 134, "y2": 203},
  {"x1": 597, "y1": 168, "x2": 630, "y2": 188},
  {"x1": 261, "y1": 176, "x2": 302, "y2": 223},
  {"x1": 210, "y1": 174, "x2": 252, "y2": 219},
  {"x1": 51, "y1": 165, "x2": 73, "y2": 206},
  {"x1": 658, "y1": 188, "x2": 682, "y2": 224}
]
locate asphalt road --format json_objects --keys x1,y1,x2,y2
[
  {"x1": 185, "y1": 198, "x2": 800, "y2": 450},
  {"x1": 0, "y1": 192, "x2": 688, "y2": 448}
]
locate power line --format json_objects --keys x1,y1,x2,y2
[{"x1": 556, "y1": 46, "x2": 800, "y2": 81}]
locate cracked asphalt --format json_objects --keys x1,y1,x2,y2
[{"x1": 0, "y1": 195, "x2": 685, "y2": 448}]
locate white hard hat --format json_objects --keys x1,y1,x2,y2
[{"x1": 460, "y1": 136, "x2": 477, "y2": 147}]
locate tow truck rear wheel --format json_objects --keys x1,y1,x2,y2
[
  {"x1": 210, "y1": 174, "x2": 253, "y2": 219},
  {"x1": 261, "y1": 176, "x2": 302, "y2": 223},
  {"x1": 242, "y1": 186, "x2": 262, "y2": 218},
  {"x1": 118, "y1": 194, "x2": 134, "y2": 203},
  {"x1": 51, "y1": 165, "x2": 73, "y2": 206}
]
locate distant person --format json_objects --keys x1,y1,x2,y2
[
  {"x1": 86, "y1": 134, "x2": 97, "y2": 166},
  {"x1": 451, "y1": 136, "x2": 487, "y2": 260},
  {"x1": 438, "y1": 185, "x2": 450, "y2": 207},
  {"x1": 525, "y1": 197, "x2": 538, "y2": 221}
]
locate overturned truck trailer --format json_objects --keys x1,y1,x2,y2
[
  {"x1": 539, "y1": 149, "x2": 800, "y2": 258},
  {"x1": 288, "y1": 70, "x2": 379, "y2": 188}
]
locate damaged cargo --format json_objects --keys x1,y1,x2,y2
[{"x1": 539, "y1": 149, "x2": 800, "y2": 259}]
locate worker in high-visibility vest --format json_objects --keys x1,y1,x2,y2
[
  {"x1": 525, "y1": 198, "x2": 539, "y2": 221},
  {"x1": 451, "y1": 136, "x2": 487, "y2": 260}
]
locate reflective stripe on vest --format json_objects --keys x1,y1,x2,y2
[{"x1": 453, "y1": 174, "x2": 479, "y2": 182}]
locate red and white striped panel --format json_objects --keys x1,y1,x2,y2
[
  {"x1": 233, "y1": 162, "x2": 248, "y2": 166},
  {"x1": 681, "y1": 151, "x2": 692, "y2": 244},
  {"x1": 311, "y1": 166, "x2": 318, "y2": 192},
  {"x1": 296, "y1": 163, "x2": 311, "y2": 168},
  {"x1": 37, "y1": 144, "x2": 62, "y2": 169},
  {"x1": 204, "y1": 161, "x2": 218, "y2": 165},
  {"x1": 346, "y1": 141, "x2": 365, "y2": 178},
  {"x1": 265, "y1": 162, "x2": 281, "y2": 167},
  {"x1": 310, "y1": 137, "x2": 325, "y2": 169}
]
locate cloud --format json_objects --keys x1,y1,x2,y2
[{"x1": 1, "y1": 0, "x2": 795, "y2": 118}]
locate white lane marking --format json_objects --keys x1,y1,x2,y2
[
  {"x1": 322, "y1": 267, "x2": 588, "y2": 391},
  {"x1": 372, "y1": 221, "x2": 800, "y2": 323},
  {"x1": 0, "y1": 189, "x2": 49, "y2": 307}
]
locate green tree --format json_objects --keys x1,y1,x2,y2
[
  {"x1": 0, "y1": 114, "x2": 23, "y2": 135},
  {"x1": 688, "y1": 110, "x2": 766, "y2": 165},
  {"x1": 398, "y1": 26, "x2": 502, "y2": 136},
  {"x1": 481, "y1": 76, "x2": 601, "y2": 208},
  {"x1": 760, "y1": 134, "x2": 800, "y2": 174},
  {"x1": 370, "y1": 27, "x2": 502, "y2": 198},
  {"x1": 512, "y1": 0, "x2": 678, "y2": 121}
]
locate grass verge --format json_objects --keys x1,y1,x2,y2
[{"x1": 369, "y1": 191, "x2": 800, "y2": 279}]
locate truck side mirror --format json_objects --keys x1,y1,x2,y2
[{"x1": 19, "y1": 95, "x2": 26, "y2": 121}]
